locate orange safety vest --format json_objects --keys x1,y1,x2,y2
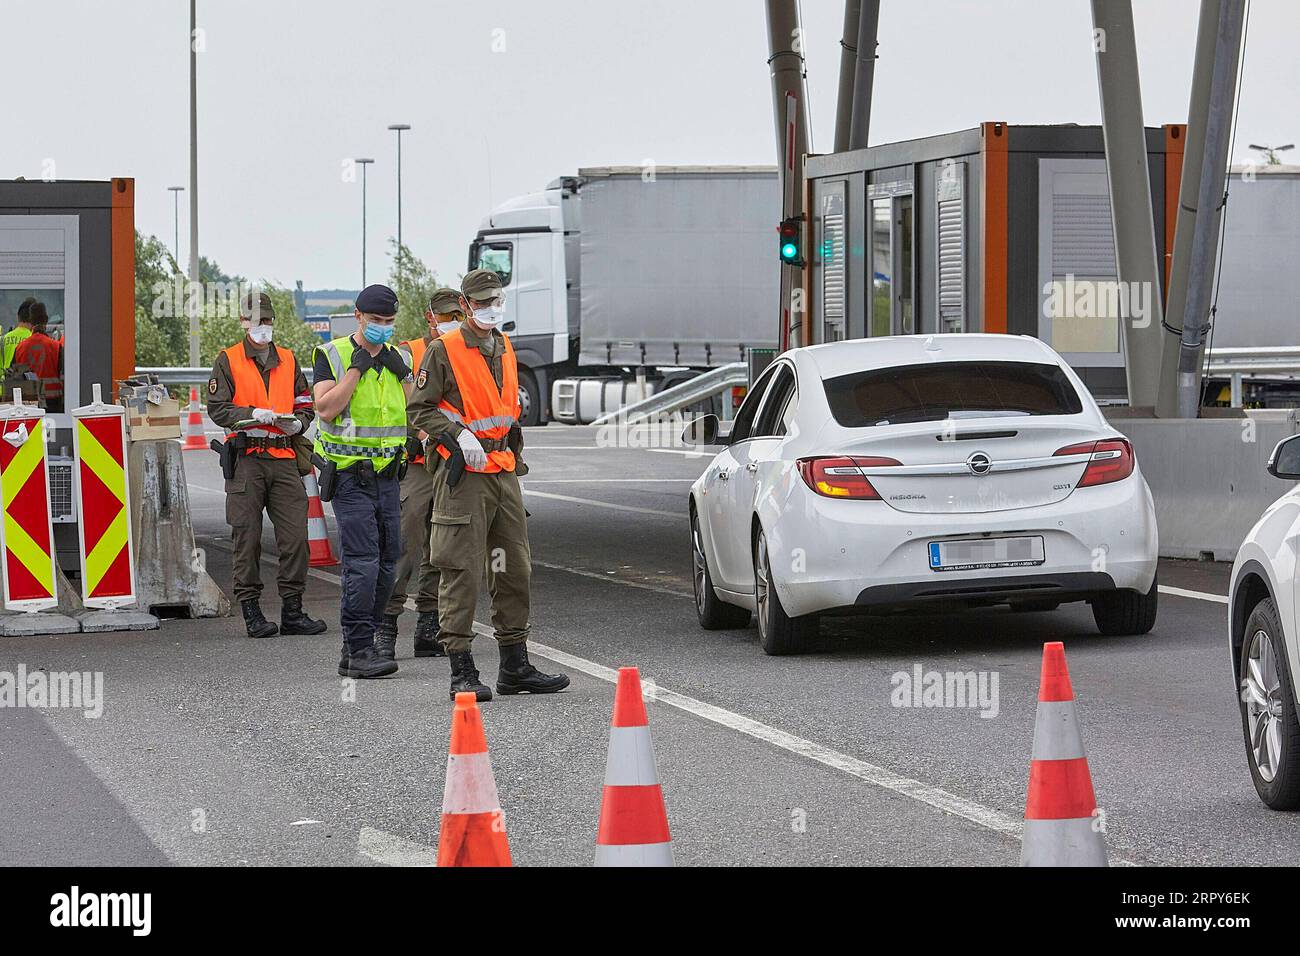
[
  {"x1": 435, "y1": 328, "x2": 520, "y2": 474},
  {"x1": 13, "y1": 333, "x2": 62, "y2": 403},
  {"x1": 401, "y1": 337, "x2": 431, "y2": 464},
  {"x1": 224, "y1": 343, "x2": 296, "y2": 459}
]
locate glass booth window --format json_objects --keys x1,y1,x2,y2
[{"x1": 871, "y1": 198, "x2": 891, "y2": 338}]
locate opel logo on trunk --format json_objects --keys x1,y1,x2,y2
[{"x1": 966, "y1": 452, "x2": 992, "y2": 476}]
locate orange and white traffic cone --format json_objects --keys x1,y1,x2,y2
[
  {"x1": 1022, "y1": 641, "x2": 1108, "y2": 866},
  {"x1": 437, "y1": 691, "x2": 512, "y2": 867},
  {"x1": 183, "y1": 386, "x2": 207, "y2": 451},
  {"x1": 302, "y1": 469, "x2": 338, "y2": 567},
  {"x1": 594, "y1": 666, "x2": 673, "y2": 866}
]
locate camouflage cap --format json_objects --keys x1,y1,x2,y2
[
  {"x1": 461, "y1": 268, "x2": 503, "y2": 302},
  {"x1": 428, "y1": 287, "x2": 463, "y2": 315},
  {"x1": 240, "y1": 291, "x2": 276, "y2": 322}
]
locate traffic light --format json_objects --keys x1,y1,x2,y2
[{"x1": 778, "y1": 217, "x2": 804, "y2": 267}]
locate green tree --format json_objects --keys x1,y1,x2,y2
[{"x1": 388, "y1": 240, "x2": 442, "y2": 343}]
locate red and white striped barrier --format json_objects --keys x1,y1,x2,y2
[
  {"x1": 595, "y1": 666, "x2": 674, "y2": 866},
  {"x1": 437, "y1": 691, "x2": 511, "y2": 867},
  {"x1": 1022, "y1": 641, "x2": 1108, "y2": 866}
]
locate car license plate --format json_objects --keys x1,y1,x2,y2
[{"x1": 928, "y1": 536, "x2": 1045, "y2": 572}]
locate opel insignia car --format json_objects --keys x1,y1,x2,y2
[
  {"x1": 686, "y1": 334, "x2": 1160, "y2": 654},
  {"x1": 1228, "y1": 434, "x2": 1300, "y2": 809}
]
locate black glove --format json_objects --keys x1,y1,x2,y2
[
  {"x1": 376, "y1": 346, "x2": 409, "y2": 379},
  {"x1": 406, "y1": 435, "x2": 424, "y2": 460},
  {"x1": 348, "y1": 348, "x2": 375, "y2": 376}
]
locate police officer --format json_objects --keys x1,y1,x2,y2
[
  {"x1": 375, "y1": 289, "x2": 464, "y2": 661},
  {"x1": 207, "y1": 291, "x2": 327, "y2": 639},
  {"x1": 408, "y1": 269, "x2": 569, "y2": 701},
  {"x1": 312, "y1": 284, "x2": 412, "y2": 679},
  {"x1": 2, "y1": 297, "x2": 36, "y2": 370}
]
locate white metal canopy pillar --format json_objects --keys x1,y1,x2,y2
[{"x1": 1090, "y1": 0, "x2": 1166, "y2": 409}]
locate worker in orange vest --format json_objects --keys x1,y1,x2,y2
[
  {"x1": 12, "y1": 301, "x2": 63, "y2": 411},
  {"x1": 207, "y1": 291, "x2": 327, "y2": 640},
  {"x1": 408, "y1": 269, "x2": 569, "y2": 701},
  {"x1": 374, "y1": 288, "x2": 464, "y2": 661}
]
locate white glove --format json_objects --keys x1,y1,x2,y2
[
  {"x1": 457, "y1": 429, "x2": 488, "y2": 471},
  {"x1": 280, "y1": 418, "x2": 303, "y2": 436},
  {"x1": 251, "y1": 407, "x2": 277, "y2": 425}
]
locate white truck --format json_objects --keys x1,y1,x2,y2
[{"x1": 467, "y1": 166, "x2": 779, "y2": 425}]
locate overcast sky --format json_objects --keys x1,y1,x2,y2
[{"x1": 5, "y1": 1, "x2": 1296, "y2": 291}]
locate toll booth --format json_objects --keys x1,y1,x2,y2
[
  {"x1": 0, "y1": 178, "x2": 136, "y2": 568},
  {"x1": 803, "y1": 123, "x2": 1183, "y2": 403}
]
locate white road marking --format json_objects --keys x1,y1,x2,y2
[
  {"x1": 532, "y1": 560, "x2": 693, "y2": 599},
  {"x1": 522, "y1": 478, "x2": 696, "y2": 484},
  {"x1": 229, "y1": 541, "x2": 1138, "y2": 863},
  {"x1": 187, "y1": 483, "x2": 226, "y2": 496},
  {"x1": 1159, "y1": 585, "x2": 1229, "y2": 605},
  {"x1": 647, "y1": 448, "x2": 713, "y2": 458},
  {"x1": 290, "y1": 819, "x2": 323, "y2": 826},
  {"x1": 522, "y1": 489, "x2": 680, "y2": 518},
  {"x1": 357, "y1": 825, "x2": 435, "y2": 867}
]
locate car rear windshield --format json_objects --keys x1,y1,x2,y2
[{"x1": 822, "y1": 360, "x2": 1084, "y2": 427}]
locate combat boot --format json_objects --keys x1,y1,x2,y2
[
  {"x1": 496, "y1": 643, "x2": 570, "y2": 695},
  {"x1": 241, "y1": 599, "x2": 279, "y2": 639},
  {"x1": 413, "y1": 611, "x2": 445, "y2": 658},
  {"x1": 374, "y1": 614, "x2": 399, "y2": 661},
  {"x1": 448, "y1": 651, "x2": 492, "y2": 702},
  {"x1": 280, "y1": 595, "x2": 327, "y2": 635},
  {"x1": 338, "y1": 644, "x2": 399, "y2": 679}
]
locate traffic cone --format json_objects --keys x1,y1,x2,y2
[
  {"x1": 183, "y1": 386, "x2": 207, "y2": 450},
  {"x1": 302, "y1": 469, "x2": 338, "y2": 567},
  {"x1": 436, "y1": 691, "x2": 512, "y2": 867},
  {"x1": 1022, "y1": 642, "x2": 1108, "y2": 866},
  {"x1": 594, "y1": 666, "x2": 673, "y2": 866}
]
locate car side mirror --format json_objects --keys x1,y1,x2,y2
[
  {"x1": 503, "y1": 321, "x2": 516, "y2": 332},
  {"x1": 683, "y1": 414, "x2": 727, "y2": 446},
  {"x1": 1267, "y1": 435, "x2": 1300, "y2": 480}
]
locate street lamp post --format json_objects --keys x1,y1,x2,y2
[
  {"x1": 168, "y1": 186, "x2": 184, "y2": 267},
  {"x1": 188, "y1": 0, "x2": 200, "y2": 367},
  {"x1": 355, "y1": 158, "x2": 375, "y2": 286},
  {"x1": 1248, "y1": 142, "x2": 1295, "y2": 165},
  {"x1": 387, "y1": 124, "x2": 410, "y2": 253}
]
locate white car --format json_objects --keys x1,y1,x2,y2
[
  {"x1": 687, "y1": 334, "x2": 1160, "y2": 655},
  {"x1": 1228, "y1": 434, "x2": 1300, "y2": 809}
]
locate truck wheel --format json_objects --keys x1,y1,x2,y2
[
  {"x1": 518, "y1": 369, "x2": 543, "y2": 427},
  {"x1": 753, "y1": 527, "x2": 818, "y2": 655},
  {"x1": 1091, "y1": 574, "x2": 1158, "y2": 636}
]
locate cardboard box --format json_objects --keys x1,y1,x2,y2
[{"x1": 118, "y1": 382, "x2": 182, "y2": 441}]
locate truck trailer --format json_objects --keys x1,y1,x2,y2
[{"x1": 467, "y1": 166, "x2": 779, "y2": 425}]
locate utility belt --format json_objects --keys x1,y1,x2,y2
[
  {"x1": 311, "y1": 450, "x2": 405, "y2": 502},
  {"x1": 243, "y1": 435, "x2": 293, "y2": 452}
]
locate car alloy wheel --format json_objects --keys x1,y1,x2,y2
[
  {"x1": 1244, "y1": 627, "x2": 1285, "y2": 782},
  {"x1": 754, "y1": 530, "x2": 771, "y2": 643},
  {"x1": 691, "y1": 515, "x2": 708, "y2": 617}
]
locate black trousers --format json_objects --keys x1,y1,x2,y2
[{"x1": 332, "y1": 466, "x2": 402, "y2": 651}]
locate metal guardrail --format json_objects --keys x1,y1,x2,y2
[
  {"x1": 1204, "y1": 346, "x2": 1300, "y2": 376},
  {"x1": 590, "y1": 362, "x2": 749, "y2": 426},
  {"x1": 135, "y1": 366, "x2": 315, "y2": 386}
]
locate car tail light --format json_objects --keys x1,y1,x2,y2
[
  {"x1": 1054, "y1": 438, "x2": 1134, "y2": 486},
  {"x1": 797, "y1": 456, "x2": 901, "y2": 499}
]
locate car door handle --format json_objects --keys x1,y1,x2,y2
[
  {"x1": 745, "y1": 462, "x2": 758, "y2": 473},
  {"x1": 717, "y1": 469, "x2": 730, "y2": 481}
]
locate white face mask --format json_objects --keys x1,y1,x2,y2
[
  {"x1": 246, "y1": 322, "x2": 274, "y2": 345},
  {"x1": 471, "y1": 305, "x2": 504, "y2": 329},
  {"x1": 435, "y1": 320, "x2": 460, "y2": 336}
]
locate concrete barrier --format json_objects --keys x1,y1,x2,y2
[
  {"x1": 130, "y1": 439, "x2": 229, "y2": 618},
  {"x1": 1108, "y1": 410, "x2": 1299, "y2": 561}
]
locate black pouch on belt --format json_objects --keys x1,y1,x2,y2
[{"x1": 311, "y1": 453, "x2": 338, "y2": 502}]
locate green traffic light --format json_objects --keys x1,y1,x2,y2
[{"x1": 781, "y1": 242, "x2": 799, "y2": 261}]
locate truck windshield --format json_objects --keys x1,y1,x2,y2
[
  {"x1": 475, "y1": 242, "x2": 513, "y2": 287},
  {"x1": 822, "y1": 360, "x2": 1084, "y2": 427}
]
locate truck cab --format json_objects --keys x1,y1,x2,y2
[{"x1": 468, "y1": 177, "x2": 578, "y2": 425}]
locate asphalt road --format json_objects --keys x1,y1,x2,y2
[{"x1": 0, "y1": 423, "x2": 1288, "y2": 867}]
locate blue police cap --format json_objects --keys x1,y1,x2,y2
[{"x1": 355, "y1": 284, "x2": 399, "y2": 317}]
